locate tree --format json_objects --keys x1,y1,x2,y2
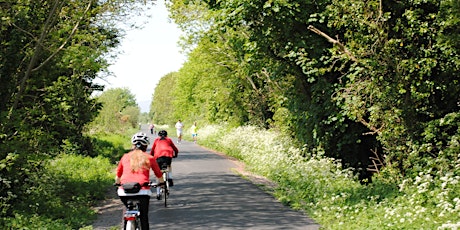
[
  {"x1": 166, "y1": 0, "x2": 459, "y2": 179},
  {"x1": 321, "y1": 0, "x2": 460, "y2": 176},
  {"x1": 150, "y1": 72, "x2": 178, "y2": 125},
  {"x1": 0, "y1": 0, "x2": 156, "y2": 218},
  {"x1": 88, "y1": 88, "x2": 140, "y2": 133}
]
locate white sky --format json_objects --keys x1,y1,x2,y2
[{"x1": 98, "y1": 0, "x2": 186, "y2": 113}]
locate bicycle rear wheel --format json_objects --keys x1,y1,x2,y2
[{"x1": 125, "y1": 220, "x2": 135, "y2": 230}]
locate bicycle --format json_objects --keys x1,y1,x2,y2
[
  {"x1": 115, "y1": 182, "x2": 158, "y2": 230},
  {"x1": 157, "y1": 162, "x2": 170, "y2": 207}
]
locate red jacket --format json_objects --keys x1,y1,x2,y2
[
  {"x1": 116, "y1": 151, "x2": 162, "y2": 188},
  {"x1": 150, "y1": 137, "x2": 179, "y2": 159}
]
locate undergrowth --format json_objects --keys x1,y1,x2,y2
[
  {"x1": 194, "y1": 124, "x2": 460, "y2": 230},
  {"x1": 1, "y1": 153, "x2": 113, "y2": 229}
]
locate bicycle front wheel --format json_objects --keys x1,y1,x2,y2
[
  {"x1": 163, "y1": 181, "x2": 169, "y2": 207},
  {"x1": 163, "y1": 172, "x2": 169, "y2": 207}
]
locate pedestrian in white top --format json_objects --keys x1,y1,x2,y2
[{"x1": 175, "y1": 120, "x2": 184, "y2": 143}]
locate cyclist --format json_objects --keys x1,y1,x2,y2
[
  {"x1": 116, "y1": 132, "x2": 164, "y2": 230},
  {"x1": 150, "y1": 130, "x2": 178, "y2": 199}
]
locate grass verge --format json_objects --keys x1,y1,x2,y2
[{"x1": 192, "y1": 124, "x2": 460, "y2": 230}]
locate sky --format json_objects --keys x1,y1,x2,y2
[{"x1": 97, "y1": 0, "x2": 186, "y2": 113}]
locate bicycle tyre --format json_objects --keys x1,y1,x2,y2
[
  {"x1": 125, "y1": 220, "x2": 135, "y2": 230},
  {"x1": 164, "y1": 172, "x2": 168, "y2": 207}
]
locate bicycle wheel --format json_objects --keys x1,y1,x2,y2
[
  {"x1": 163, "y1": 172, "x2": 169, "y2": 207},
  {"x1": 125, "y1": 220, "x2": 135, "y2": 230}
]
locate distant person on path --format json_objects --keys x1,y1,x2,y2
[
  {"x1": 175, "y1": 119, "x2": 184, "y2": 143},
  {"x1": 149, "y1": 123, "x2": 155, "y2": 135},
  {"x1": 150, "y1": 130, "x2": 179, "y2": 199},
  {"x1": 191, "y1": 122, "x2": 198, "y2": 144},
  {"x1": 115, "y1": 132, "x2": 164, "y2": 230}
]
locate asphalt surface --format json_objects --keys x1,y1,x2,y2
[{"x1": 92, "y1": 128, "x2": 320, "y2": 230}]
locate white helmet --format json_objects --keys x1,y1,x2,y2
[{"x1": 131, "y1": 132, "x2": 149, "y2": 146}]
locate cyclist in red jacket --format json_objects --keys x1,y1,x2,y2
[
  {"x1": 150, "y1": 130, "x2": 179, "y2": 199},
  {"x1": 116, "y1": 132, "x2": 164, "y2": 230}
]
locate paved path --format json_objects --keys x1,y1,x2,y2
[{"x1": 91, "y1": 128, "x2": 320, "y2": 229}]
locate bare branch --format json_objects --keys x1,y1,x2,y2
[
  {"x1": 359, "y1": 117, "x2": 384, "y2": 135},
  {"x1": 307, "y1": 25, "x2": 358, "y2": 62},
  {"x1": 260, "y1": 68, "x2": 282, "y2": 91},
  {"x1": 367, "y1": 148, "x2": 384, "y2": 173}
]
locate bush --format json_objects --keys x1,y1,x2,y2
[{"x1": 0, "y1": 154, "x2": 114, "y2": 229}]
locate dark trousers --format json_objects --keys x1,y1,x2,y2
[{"x1": 120, "y1": 195, "x2": 151, "y2": 229}]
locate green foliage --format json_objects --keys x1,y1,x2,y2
[
  {"x1": 197, "y1": 124, "x2": 460, "y2": 229},
  {"x1": 173, "y1": 37, "x2": 252, "y2": 126},
  {"x1": 406, "y1": 112, "x2": 460, "y2": 177},
  {"x1": 150, "y1": 72, "x2": 178, "y2": 124},
  {"x1": 0, "y1": 0, "x2": 156, "y2": 225},
  {"x1": 91, "y1": 132, "x2": 133, "y2": 163},
  {"x1": 2, "y1": 214, "x2": 70, "y2": 230},
  {"x1": 323, "y1": 0, "x2": 460, "y2": 177},
  {"x1": 87, "y1": 88, "x2": 140, "y2": 134},
  {"x1": 165, "y1": 0, "x2": 460, "y2": 182},
  {"x1": 0, "y1": 153, "x2": 113, "y2": 229}
]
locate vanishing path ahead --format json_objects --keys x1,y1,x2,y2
[{"x1": 92, "y1": 128, "x2": 320, "y2": 229}]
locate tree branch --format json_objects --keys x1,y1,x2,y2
[
  {"x1": 32, "y1": 0, "x2": 93, "y2": 72},
  {"x1": 11, "y1": 0, "x2": 63, "y2": 113},
  {"x1": 307, "y1": 25, "x2": 358, "y2": 62}
]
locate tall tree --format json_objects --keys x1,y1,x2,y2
[{"x1": 150, "y1": 72, "x2": 178, "y2": 125}]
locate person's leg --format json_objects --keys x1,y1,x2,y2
[
  {"x1": 166, "y1": 157, "x2": 173, "y2": 186},
  {"x1": 168, "y1": 164, "x2": 174, "y2": 186},
  {"x1": 156, "y1": 177, "x2": 161, "y2": 199},
  {"x1": 138, "y1": 195, "x2": 151, "y2": 230}
]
